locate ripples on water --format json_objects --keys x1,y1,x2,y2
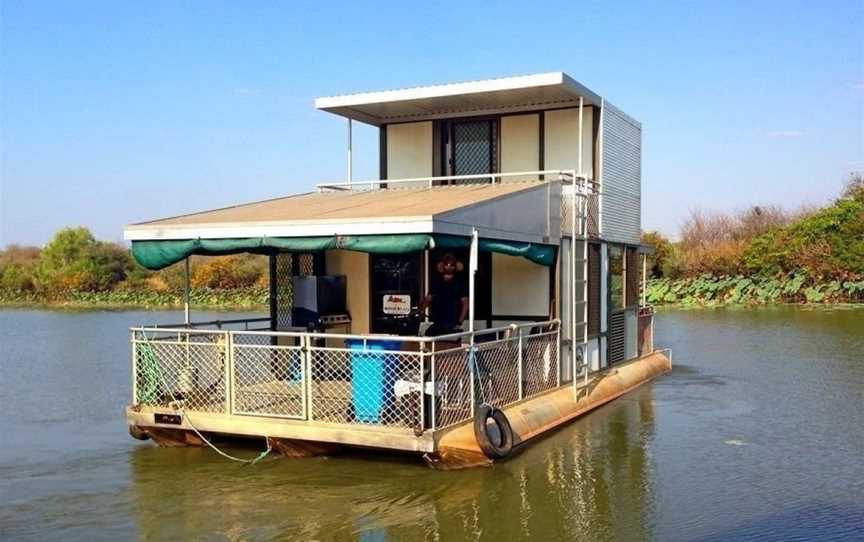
[{"x1": 0, "y1": 307, "x2": 862, "y2": 541}]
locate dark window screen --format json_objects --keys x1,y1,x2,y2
[
  {"x1": 626, "y1": 247, "x2": 639, "y2": 307},
  {"x1": 451, "y1": 120, "x2": 497, "y2": 176},
  {"x1": 587, "y1": 243, "x2": 601, "y2": 336},
  {"x1": 370, "y1": 253, "x2": 421, "y2": 333},
  {"x1": 609, "y1": 245, "x2": 625, "y2": 310}
]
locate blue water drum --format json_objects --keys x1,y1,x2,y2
[{"x1": 346, "y1": 339, "x2": 402, "y2": 423}]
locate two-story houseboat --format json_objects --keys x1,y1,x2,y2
[{"x1": 124, "y1": 73, "x2": 671, "y2": 468}]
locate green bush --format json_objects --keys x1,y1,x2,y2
[
  {"x1": 35, "y1": 227, "x2": 133, "y2": 292},
  {"x1": 743, "y1": 198, "x2": 864, "y2": 281}
]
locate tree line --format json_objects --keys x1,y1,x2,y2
[
  {"x1": 642, "y1": 174, "x2": 864, "y2": 304},
  {"x1": 1, "y1": 175, "x2": 862, "y2": 306}
]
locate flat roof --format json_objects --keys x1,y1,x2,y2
[
  {"x1": 314, "y1": 72, "x2": 602, "y2": 126},
  {"x1": 125, "y1": 181, "x2": 546, "y2": 241}
]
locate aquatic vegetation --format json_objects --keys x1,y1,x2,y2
[{"x1": 647, "y1": 274, "x2": 864, "y2": 306}]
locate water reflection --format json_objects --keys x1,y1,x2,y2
[{"x1": 127, "y1": 388, "x2": 658, "y2": 541}]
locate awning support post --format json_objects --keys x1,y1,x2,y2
[
  {"x1": 347, "y1": 119, "x2": 353, "y2": 187},
  {"x1": 468, "y1": 229, "x2": 478, "y2": 334},
  {"x1": 184, "y1": 257, "x2": 191, "y2": 325}
]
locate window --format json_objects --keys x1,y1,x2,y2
[
  {"x1": 370, "y1": 253, "x2": 422, "y2": 334},
  {"x1": 609, "y1": 245, "x2": 625, "y2": 310},
  {"x1": 446, "y1": 119, "x2": 498, "y2": 177}
]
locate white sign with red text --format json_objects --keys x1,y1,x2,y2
[{"x1": 382, "y1": 294, "x2": 411, "y2": 315}]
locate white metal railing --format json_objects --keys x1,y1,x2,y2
[
  {"x1": 131, "y1": 320, "x2": 560, "y2": 436},
  {"x1": 146, "y1": 316, "x2": 271, "y2": 331},
  {"x1": 316, "y1": 169, "x2": 585, "y2": 192}
]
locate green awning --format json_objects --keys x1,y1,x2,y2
[{"x1": 132, "y1": 234, "x2": 556, "y2": 270}]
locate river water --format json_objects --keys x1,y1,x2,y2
[{"x1": 0, "y1": 307, "x2": 862, "y2": 541}]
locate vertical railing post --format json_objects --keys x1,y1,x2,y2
[
  {"x1": 517, "y1": 331, "x2": 524, "y2": 400},
  {"x1": 304, "y1": 334, "x2": 314, "y2": 421},
  {"x1": 469, "y1": 342, "x2": 475, "y2": 418},
  {"x1": 418, "y1": 345, "x2": 425, "y2": 433},
  {"x1": 131, "y1": 331, "x2": 138, "y2": 404},
  {"x1": 430, "y1": 342, "x2": 437, "y2": 432},
  {"x1": 225, "y1": 331, "x2": 233, "y2": 415},
  {"x1": 556, "y1": 325, "x2": 562, "y2": 389}
]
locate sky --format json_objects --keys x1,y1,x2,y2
[{"x1": 1, "y1": 0, "x2": 862, "y2": 246}]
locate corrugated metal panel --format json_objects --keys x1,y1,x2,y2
[{"x1": 600, "y1": 101, "x2": 641, "y2": 245}]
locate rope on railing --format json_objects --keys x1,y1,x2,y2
[{"x1": 136, "y1": 330, "x2": 272, "y2": 465}]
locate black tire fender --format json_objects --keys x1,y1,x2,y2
[{"x1": 473, "y1": 404, "x2": 514, "y2": 459}]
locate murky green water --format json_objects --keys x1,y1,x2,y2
[{"x1": 0, "y1": 307, "x2": 862, "y2": 541}]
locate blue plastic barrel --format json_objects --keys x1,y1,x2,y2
[{"x1": 346, "y1": 339, "x2": 402, "y2": 423}]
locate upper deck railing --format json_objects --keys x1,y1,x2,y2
[
  {"x1": 316, "y1": 169, "x2": 594, "y2": 192},
  {"x1": 316, "y1": 169, "x2": 601, "y2": 239}
]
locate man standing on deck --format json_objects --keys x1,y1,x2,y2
[{"x1": 420, "y1": 253, "x2": 469, "y2": 336}]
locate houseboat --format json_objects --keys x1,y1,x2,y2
[{"x1": 125, "y1": 72, "x2": 671, "y2": 468}]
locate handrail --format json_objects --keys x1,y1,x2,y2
[
  {"x1": 316, "y1": 170, "x2": 591, "y2": 192},
  {"x1": 130, "y1": 318, "x2": 561, "y2": 344},
  {"x1": 146, "y1": 317, "x2": 271, "y2": 329}
]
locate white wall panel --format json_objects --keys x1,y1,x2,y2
[
  {"x1": 501, "y1": 113, "x2": 540, "y2": 178},
  {"x1": 543, "y1": 107, "x2": 594, "y2": 179},
  {"x1": 491, "y1": 253, "x2": 549, "y2": 316},
  {"x1": 386, "y1": 121, "x2": 433, "y2": 180}
]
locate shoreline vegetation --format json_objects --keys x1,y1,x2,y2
[{"x1": 2, "y1": 175, "x2": 862, "y2": 310}]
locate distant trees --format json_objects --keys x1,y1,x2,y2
[
  {"x1": 642, "y1": 175, "x2": 864, "y2": 286},
  {"x1": 0, "y1": 227, "x2": 269, "y2": 299},
  {"x1": 34, "y1": 227, "x2": 132, "y2": 291}
]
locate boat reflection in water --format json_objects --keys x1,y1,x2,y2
[{"x1": 129, "y1": 386, "x2": 656, "y2": 541}]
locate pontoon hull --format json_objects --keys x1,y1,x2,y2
[{"x1": 427, "y1": 350, "x2": 672, "y2": 469}]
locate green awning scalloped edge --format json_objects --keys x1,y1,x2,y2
[{"x1": 131, "y1": 234, "x2": 556, "y2": 270}]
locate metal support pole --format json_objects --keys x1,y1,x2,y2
[
  {"x1": 469, "y1": 229, "x2": 478, "y2": 333},
  {"x1": 419, "y1": 347, "x2": 425, "y2": 432},
  {"x1": 347, "y1": 119, "x2": 353, "y2": 186},
  {"x1": 430, "y1": 343, "x2": 437, "y2": 431},
  {"x1": 469, "y1": 228, "x2": 478, "y2": 415},
  {"x1": 577, "y1": 97, "x2": 584, "y2": 179},
  {"x1": 225, "y1": 332, "x2": 233, "y2": 414},
  {"x1": 183, "y1": 257, "x2": 191, "y2": 325},
  {"x1": 131, "y1": 333, "x2": 138, "y2": 403},
  {"x1": 517, "y1": 331, "x2": 524, "y2": 400},
  {"x1": 304, "y1": 334, "x2": 314, "y2": 421}
]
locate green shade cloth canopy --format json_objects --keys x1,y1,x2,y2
[{"x1": 132, "y1": 234, "x2": 556, "y2": 270}]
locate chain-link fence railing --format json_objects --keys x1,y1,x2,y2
[
  {"x1": 133, "y1": 329, "x2": 228, "y2": 413},
  {"x1": 429, "y1": 323, "x2": 561, "y2": 430},
  {"x1": 522, "y1": 329, "x2": 560, "y2": 397},
  {"x1": 132, "y1": 322, "x2": 560, "y2": 436},
  {"x1": 231, "y1": 333, "x2": 305, "y2": 419},
  {"x1": 308, "y1": 344, "x2": 424, "y2": 431}
]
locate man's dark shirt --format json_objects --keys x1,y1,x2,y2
[{"x1": 430, "y1": 275, "x2": 467, "y2": 330}]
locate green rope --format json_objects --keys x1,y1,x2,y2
[
  {"x1": 137, "y1": 340, "x2": 162, "y2": 404},
  {"x1": 136, "y1": 330, "x2": 272, "y2": 466}
]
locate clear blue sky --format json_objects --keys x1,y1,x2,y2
[{"x1": 1, "y1": 1, "x2": 862, "y2": 246}]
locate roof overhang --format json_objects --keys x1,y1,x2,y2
[
  {"x1": 314, "y1": 72, "x2": 602, "y2": 126},
  {"x1": 124, "y1": 217, "x2": 435, "y2": 241}
]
